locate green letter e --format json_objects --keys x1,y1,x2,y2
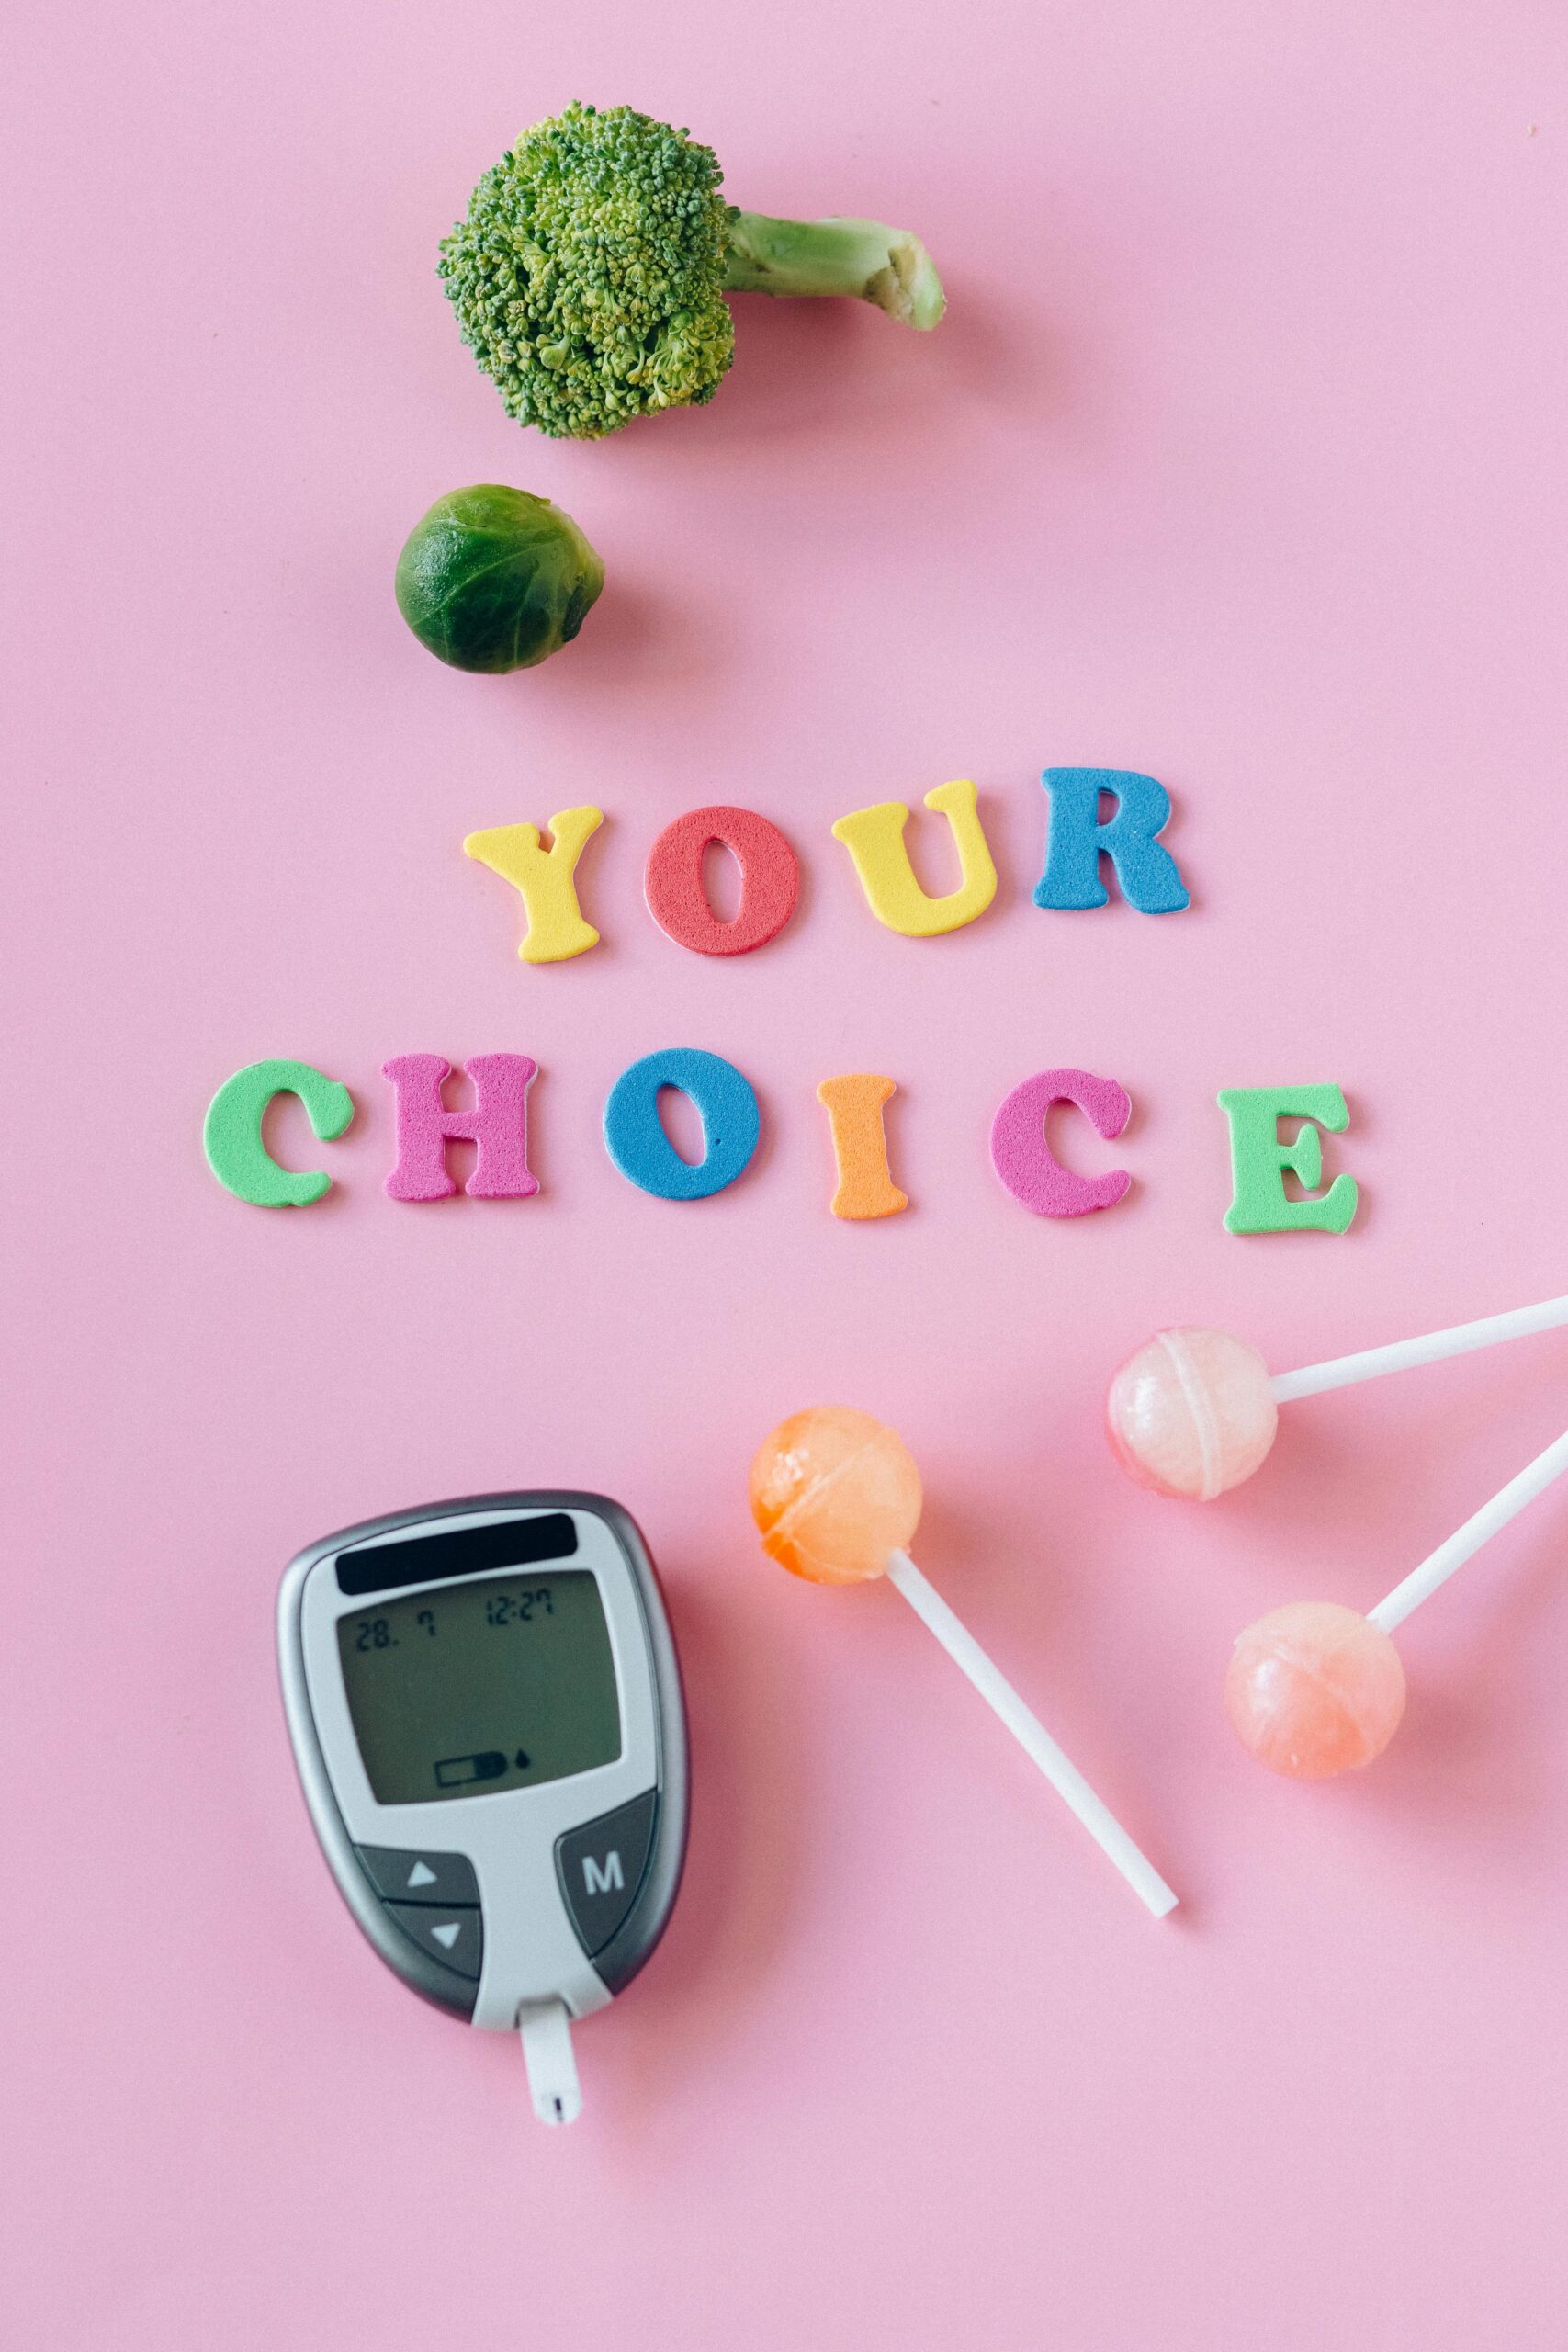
[{"x1": 1217, "y1": 1084, "x2": 1359, "y2": 1235}]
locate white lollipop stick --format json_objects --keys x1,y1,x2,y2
[
  {"x1": 1272, "y1": 1293, "x2": 1568, "y2": 1406},
  {"x1": 1368, "y1": 1423, "x2": 1568, "y2": 1634},
  {"x1": 886, "y1": 1550, "x2": 1179, "y2": 1919}
]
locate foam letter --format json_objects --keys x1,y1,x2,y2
[
  {"x1": 382, "y1": 1055, "x2": 539, "y2": 1201},
  {"x1": 464, "y1": 808, "x2": 604, "y2": 963},
  {"x1": 817, "y1": 1075, "x2": 908, "y2": 1219},
  {"x1": 831, "y1": 780, "x2": 998, "y2": 937},
  {"x1": 1033, "y1": 768, "x2": 1190, "y2": 913},
  {"x1": 990, "y1": 1068, "x2": 1133, "y2": 1216},
  {"x1": 603, "y1": 1049, "x2": 760, "y2": 1202},
  {"x1": 644, "y1": 805, "x2": 798, "y2": 956},
  {"x1": 203, "y1": 1059, "x2": 354, "y2": 1207},
  {"x1": 1217, "y1": 1085, "x2": 1358, "y2": 1234}
]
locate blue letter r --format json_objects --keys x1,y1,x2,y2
[{"x1": 1033, "y1": 767, "x2": 1190, "y2": 914}]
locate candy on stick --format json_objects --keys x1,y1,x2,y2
[
  {"x1": 1106, "y1": 1292, "x2": 1568, "y2": 1501},
  {"x1": 749, "y1": 1407, "x2": 1179, "y2": 1917},
  {"x1": 1226, "y1": 1421, "x2": 1568, "y2": 1778}
]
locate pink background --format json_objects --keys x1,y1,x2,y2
[{"x1": 6, "y1": 4, "x2": 1568, "y2": 2345}]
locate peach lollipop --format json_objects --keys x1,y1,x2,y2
[
  {"x1": 1108, "y1": 1290, "x2": 1568, "y2": 1501},
  {"x1": 1227, "y1": 1421, "x2": 1568, "y2": 1778},
  {"x1": 750, "y1": 1407, "x2": 1179, "y2": 1917}
]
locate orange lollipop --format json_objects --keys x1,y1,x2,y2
[
  {"x1": 750, "y1": 1406, "x2": 922, "y2": 1585},
  {"x1": 750, "y1": 1407, "x2": 1178, "y2": 1917}
]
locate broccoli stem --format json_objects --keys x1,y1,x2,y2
[{"x1": 721, "y1": 209, "x2": 945, "y2": 330}]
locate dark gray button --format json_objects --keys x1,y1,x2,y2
[
  {"x1": 356, "y1": 1846, "x2": 479, "y2": 1907},
  {"x1": 556, "y1": 1791, "x2": 657, "y2": 1958},
  {"x1": 385, "y1": 1902, "x2": 483, "y2": 1981}
]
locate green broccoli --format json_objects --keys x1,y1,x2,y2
[{"x1": 438, "y1": 103, "x2": 945, "y2": 440}]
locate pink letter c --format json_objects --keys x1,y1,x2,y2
[{"x1": 990, "y1": 1068, "x2": 1133, "y2": 1216}]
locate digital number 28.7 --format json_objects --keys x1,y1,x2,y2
[{"x1": 354, "y1": 1611, "x2": 434, "y2": 1648}]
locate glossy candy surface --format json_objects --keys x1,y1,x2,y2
[
  {"x1": 1224, "y1": 1601, "x2": 1407, "y2": 1778},
  {"x1": 1106, "y1": 1326, "x2": 1278, "y2": 1499},
  {"x1": 750, "y1": 1407, "x2": 922, "y2": 1584}
]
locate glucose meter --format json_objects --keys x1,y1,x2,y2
[{"x1": 278, "y1": 1492, "x2": 687, "y2": 2125}]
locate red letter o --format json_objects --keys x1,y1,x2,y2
[{"x1": 644, "y1": 806, "x2": 799, "y2": 957}]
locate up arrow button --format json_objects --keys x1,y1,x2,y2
[{"x1": 355, "y1": 1845, "x2": 479, "y2": 1907}]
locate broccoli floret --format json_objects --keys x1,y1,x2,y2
[
  {"x1": 439, "y1": 106, "x2": 734, "y2": 440},
  {"x1": 439, "y1": 102, "x2": 945, "y2": 440}
]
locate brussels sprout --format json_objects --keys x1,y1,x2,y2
[{"x1": 394, "y1": 484, "x2": 604, "y2": 673}]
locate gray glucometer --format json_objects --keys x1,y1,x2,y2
[{"x1": 278, "y1": 1492, "x2": 687, "y2": 2124}]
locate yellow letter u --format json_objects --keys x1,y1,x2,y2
[{"x1": 830, "y1": 780, "x2": 997, "y2": 937}]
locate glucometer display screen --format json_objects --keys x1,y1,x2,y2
[{"x1": 336, "y1": 1570, "x2": 622, "y2": 1804}]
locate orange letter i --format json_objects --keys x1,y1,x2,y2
[{"x1": 816, "y1": 1075, "x2": 908, "y2": 1219}]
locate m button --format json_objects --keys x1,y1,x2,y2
[{"x1": 556, "y1": 1792, "x2": 657, "y2": 1958}]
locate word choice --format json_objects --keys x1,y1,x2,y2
[{"x1": 203, "y1": 1054, "x2": 1359, "y2": 1236}]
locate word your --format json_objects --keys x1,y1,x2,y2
[
  {"x1": 203, "y1": 1054, "x2": 1359, "y2": 1234},
  {"x1": 466, "y1": 766, "x2": 1190, "y2": 962}
]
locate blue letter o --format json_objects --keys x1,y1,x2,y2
[{"x1": 603, "y1": 1048, "x2": 761, "y2": 1201}]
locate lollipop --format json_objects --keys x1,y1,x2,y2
[
  {"x1": 750, "y1": 1407, "x2": 1178, "y2": 1917},
  {"x1": 1226, "y1": 1420, "x2": 1568, "y2": 1777},
  {"x1": 1107, "y1": 1290, "x2": 1568, "y2": 1500}
]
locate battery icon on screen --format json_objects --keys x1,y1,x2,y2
[{"x1": 434, "y1": 1750, "x2": 508, "y2": 1789}]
